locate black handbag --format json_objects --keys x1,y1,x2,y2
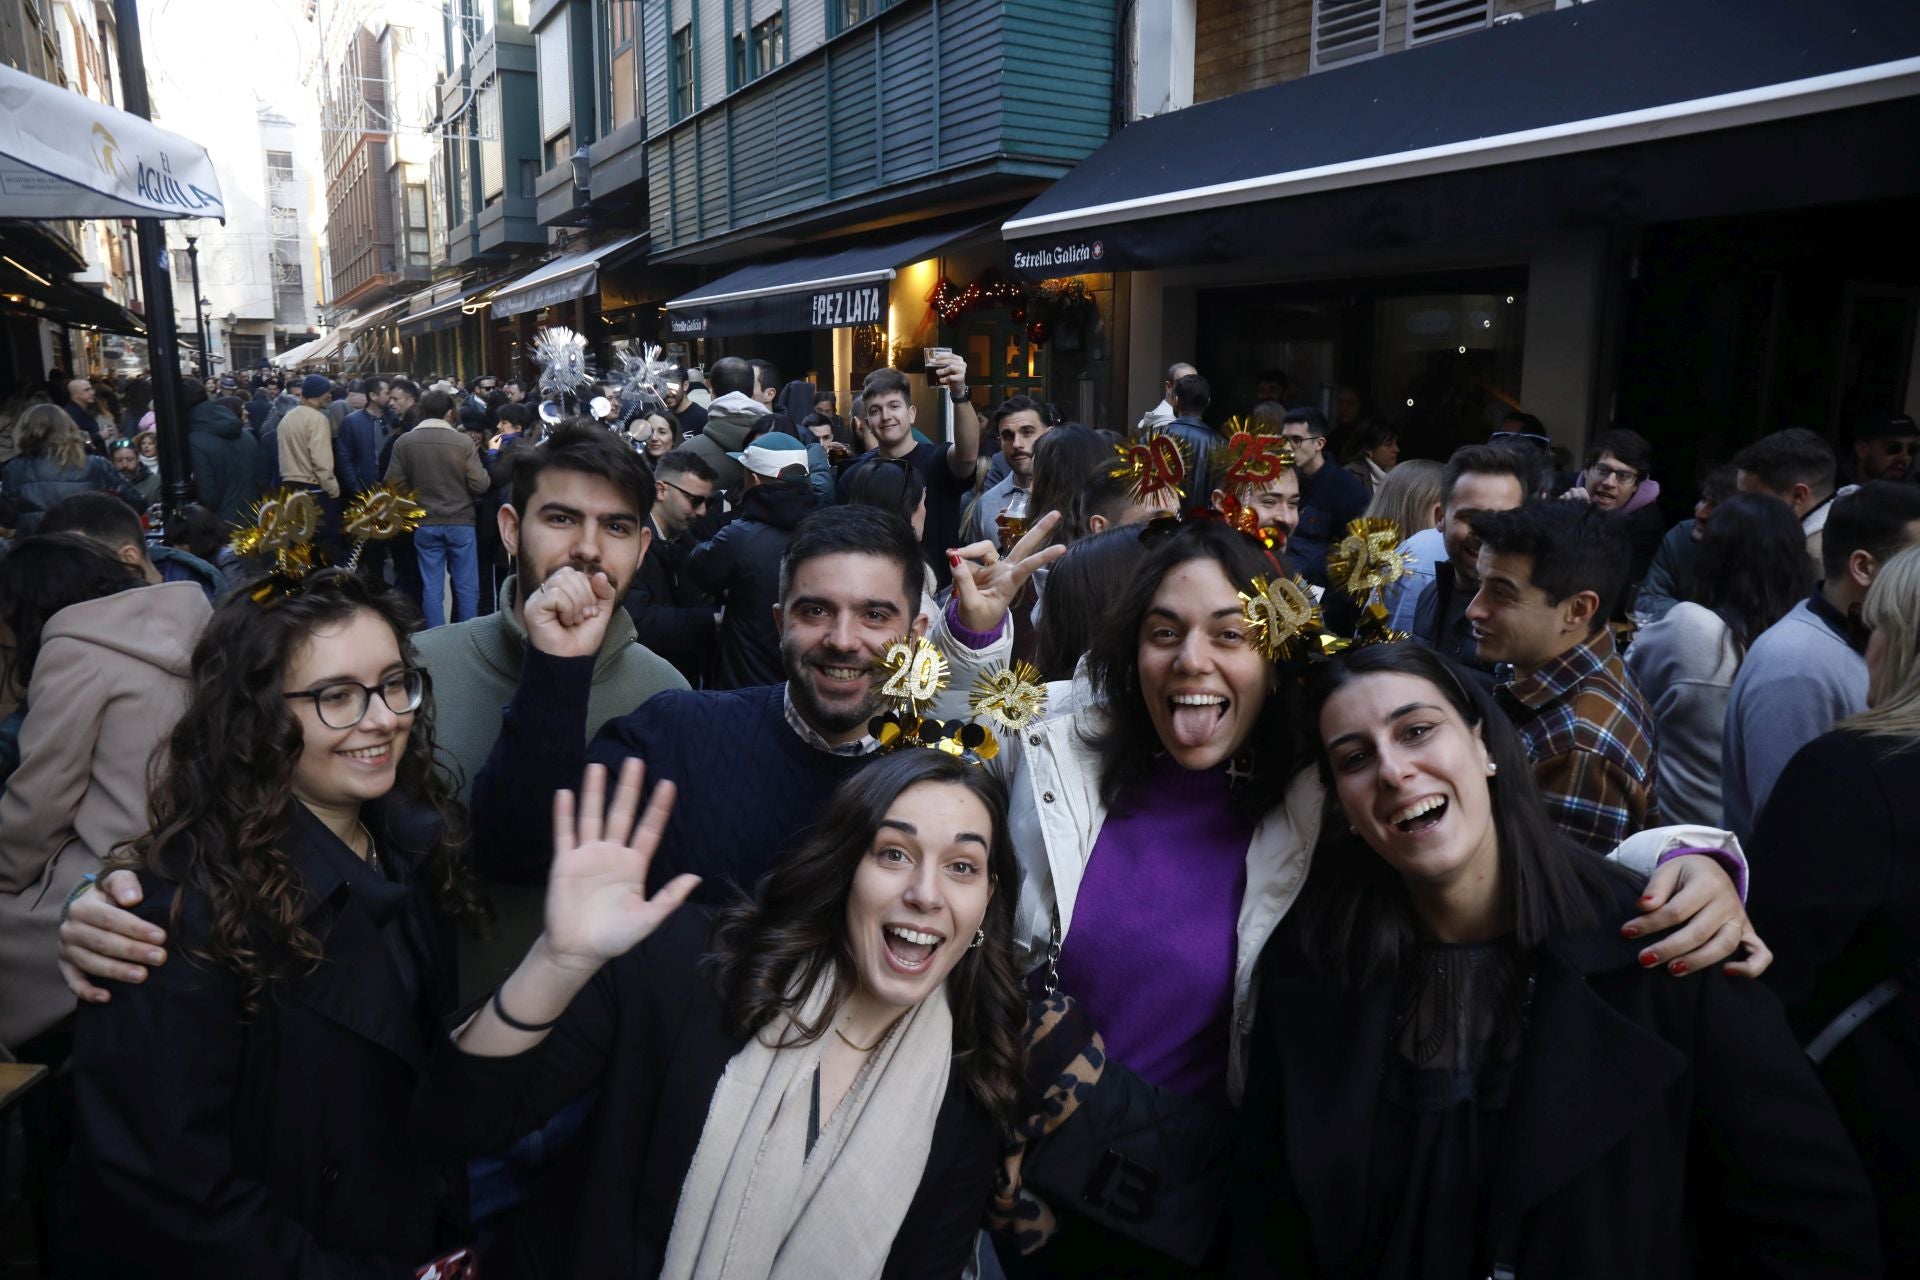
[{"x1": 1015, "y1": 909, "x2": 1234, "y2": 1267}]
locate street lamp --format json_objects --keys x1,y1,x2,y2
[{"x1": 184, "y1": 234, "x2": 211, "y2": 377}]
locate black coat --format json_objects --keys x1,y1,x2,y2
[
  {"x1": 1749, "y1": 728, "x2": 1920, "y2": 1272},
  {"x1": 626, "y1": 519, "x2": 715, "y2": 686},
  {"x1": 62, "y1": 799, "x2": 464, "y2": 1279},
  {"x1": 411, "y1": 911, "x2": 999, "y2": 1279},
  {"x1": 1228, "y1": 895, "x2": 1879, "y2": 1279},
  {"x1": 1611, "y1": 500, "x2": 1669, "y2": 587},
  {"x1": 683, "y1": 479, "x2": 818, "y2": 689}
]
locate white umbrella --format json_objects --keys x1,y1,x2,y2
[{"x1": 0, "y1": 61, "x2": 224, "y2": 220}]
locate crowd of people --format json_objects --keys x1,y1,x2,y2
[{"x1": 0, "y1": 347, "x2": 1913, "y2": 1278}]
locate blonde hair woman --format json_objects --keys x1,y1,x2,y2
[
  {"x1": 1, "y1": 404, "x2": 141, "y2": 534},
  {"x1": 1745, "y1": 540, "x2": 1920, "y2": 1272},
  {"x1": 1364, "y1": 458, "x2": 1444, "y2": 632}
]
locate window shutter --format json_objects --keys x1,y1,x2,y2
[
  {"x1": 1311, "y1": 0, "x2": 1385, "y2": 72},
  {"x1": 538, "y1": 8, "x2": 572, "y2": 144},
  {"x1": 1406, "y1": 0, "x2": 1492, "y2": 48}
]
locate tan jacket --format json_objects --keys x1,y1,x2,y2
[
  {"x1": 385, "y1": 419, "x2": 489, "y2": 525},
  {"x1": 0, "y1": 581, "x2": 208, "y2": 1050},
  {"x1": 278, "y1": 403, "x2": 339, "y2": 497}
]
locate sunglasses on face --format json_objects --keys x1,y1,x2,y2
[{"x1": 662, "y1": 479, "x2": 709, "y2": 510}]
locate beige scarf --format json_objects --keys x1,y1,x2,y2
[{"x1": 660, "y1": 970, "x2": 955, "y2": 1280}]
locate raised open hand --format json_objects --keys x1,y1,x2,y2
[
  {"x1": 948, "y1": 508, "x2": 1071, "y2": 634},
  {"x1": 524, "y1": 565, "x2": 618, "y2": 659},
  {"x1": 543, "y1": 759, "x2": 698, "y2": 972}
]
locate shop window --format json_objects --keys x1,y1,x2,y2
[
  {"x1": 1310, "y1": 0, "x2": 1384, "y2": 71},
  {"x1": 1194, "y1": 279, "x2": 1526, "y2": 463}
]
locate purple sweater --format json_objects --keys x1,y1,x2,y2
[{"x1": 1051, "y1": 756, "x2": 1252, "y2": 1102}]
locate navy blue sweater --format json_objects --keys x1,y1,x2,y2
[{"x1": 470, "y1": 650, "x2": 869, "y2": 906}]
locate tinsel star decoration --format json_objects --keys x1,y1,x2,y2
[
  {"x1": 612, "y1": 341, "x2": 670, "y2": 422},
  {"x1": 1239, "y1": 574, "x2": 1322, "y2": 662},
  {"x1": 340, "y1": 483, "x2": 427, "y2": 572},
  {"x1": 1326, "y1": 517, "x2": 1413, "y2": 601},
  {"x1": 970, "y1": 661, "x2": 1049, "y2": 733},
  {"x1": 1111, "y1": 433, "x2": 1188, "y2": 505},
  {"x1": 531, "y1": 326, "x2": 594, "y2": 400},
  {"x1": 1209, "y1": 416, "x2": 1294, "y2": 496}
]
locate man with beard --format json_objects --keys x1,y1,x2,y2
[
  {"x1": 1411, "y1": 443, "x2": 1531, "y2": 686},
  {"x1": 1847, "y1": 412, "x2": 1918, "y2": 485},
  {"x1": 464, "y1": 503, "x2": 1049, "y2": 915},
  {"x1": 964, "y1": 395, "x2": 1051, "y2": 550}
]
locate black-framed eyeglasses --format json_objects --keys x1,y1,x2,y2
[
  {"x1": 1589, "y1": 462, "x2": 1643, "y2": 485},
  {"x1": 661, "y1": 479, "x2": 710, "y2": 511},
  {"x1": 284, "y1": 668, "x2": 429, "y2": 730}
]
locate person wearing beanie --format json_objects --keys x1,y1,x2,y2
[
  {"x1": 684, "y1": 431, "x2": 819, "y2": 689},
  {"x1": 278, "y1": 374, "x2": 339, "y2": 500}
]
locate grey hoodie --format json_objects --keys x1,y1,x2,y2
[{"x1": 682, "y1": 390, "x2": 766, "y2": 491}]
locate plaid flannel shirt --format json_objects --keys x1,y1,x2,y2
[{"x1": 1496, "y1": 627, "x2": 1661, "y2": 855}]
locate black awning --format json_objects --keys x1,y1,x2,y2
[
  {"x1": 1003, "y1": 0, "x2": 1920, "y2": 278},
  {"x1": 0, "y1": 258, "x2": 145, "y2": 335},
  {"x1": 663, "y1": 220, "x2": 997, "y2": 338},
  {"x1": 490, "y1": 232, "x2": 648, "y2": 319}
]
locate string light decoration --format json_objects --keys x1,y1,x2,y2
[{"x1": 925, "y1": 274, "x2": 1096, "y2": 348}]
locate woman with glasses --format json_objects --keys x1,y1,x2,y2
[{"x1": 61, "y1": 569, "x2": 486, "y2": 1277}]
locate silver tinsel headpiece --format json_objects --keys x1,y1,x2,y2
[
  {"x1": 612, "y1": 342, "x2": 670, "y2": 422},
  {"x1": 531, "y1": 326, "x2": 594, "y2": 400}
]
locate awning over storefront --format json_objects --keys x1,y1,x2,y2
[
  {"x1": 344, "y1": 296, "x2": 410, "y2": 331},
  {"x1": 1002, "y1": 0, "x2": 1920, "y2": 278},
  {"x1": 270, "y1": 336, "x2": 324, "y2": 367},
  {"x1": 399, "y1": 288, "x2": 481, "y2": 337},
  {"x1": 0, "y1": 61, "x2": 225, "y2": 221},
  {"x1": 295, "y1": 330, "x2": 349, "y2": 364},
  {"x1": 664, "y1": 221, "x2": 996, "y2": 338},
  {"x1": 491, "y1": 233, "x2": 648, "y2": 319},
  {"x1": 0, "y1": 261, "x2": 145, "y2": 334}
]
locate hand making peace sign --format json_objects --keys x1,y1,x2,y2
[{"x1": 947, "y1": 508, "x2": 1070, "y2": 635}]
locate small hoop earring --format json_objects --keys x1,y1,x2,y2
[{"x1": 969, "y1": 928, "x2": 985, "y2": 950}]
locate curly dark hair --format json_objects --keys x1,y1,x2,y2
[
  {"x1": 707, "y1": 751, "x2": 1026, "y2": 1125},
  {"x1": 124, "y1": 569, "x2": 484, "y2": 1013},
  {"x1": 1083, "y1": 519, "x2": 1301, "y2": 826}
]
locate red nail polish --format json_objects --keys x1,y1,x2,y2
[
  {"x1": 1639, "y1": 952, "x2": 1659, "y2": 968},
  {"x1": 1669, "y1": 960, "x2": 1687, "y2": 975},
  {"x1": 948, "y1": 552, "x2": 960, "y2": 566},
  {"x1": 1639, "y1": 894, "x2": 1655, "y2": 904},
  {"x1": 1620, "y1": 925, "x2": 1640, "y2": 939}
]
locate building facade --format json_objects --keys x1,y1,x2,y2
[
  {"x1": 1016, "y1": 0, "x2": 1920, "y2": 481},
  {"x1": 0, "y1": 0, "x2": 147, "y2": 386}
]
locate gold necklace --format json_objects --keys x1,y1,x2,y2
[{"x1": 833, "y1": 1019, "x2": 896, "y2": 1054}]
